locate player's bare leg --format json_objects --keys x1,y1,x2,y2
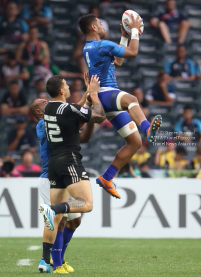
[
  {"x1": 111, "y1": 131, "x2": 142, "y2": 170},
  {"x1": 96, "y1": 92, "x2": 162, "y2": 199},
  {"x1": 40, "y1": 181, "x2": 92, "y2": 272},
  {"x1": 96, "y1": 125, "x2": 141, "y2": 199}
]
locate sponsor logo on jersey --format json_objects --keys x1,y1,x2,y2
[{"x1": 80, "y1": 107, "x2": 88, "y2": 114}]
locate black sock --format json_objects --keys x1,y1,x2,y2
[
  {"x1": 42, "y1": 242, "x2": 53, "y2": 264},
  {"x1": 50, "y1": 202, "x2": 70, "y2": 214}
]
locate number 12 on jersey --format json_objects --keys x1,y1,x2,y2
[
  {"x1": 86, "y1": 52, "x2": 90, "y2": 68},
  {"x1": 45, "y1": 122, "x2": 63, "y2": 142}
]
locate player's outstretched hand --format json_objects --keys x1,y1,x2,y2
[
  {"x1": 88, "y1": 75, "x2": 100, "y2": 97},
  {"x1": 124, "y1": 14, "x2": 144, "y2": 31},
  {"x1": 120, "y1": 24, "x2": 130, "y2": 38},
  {"x1": 84, "y1": 71, "x2": 90, "y2": 89}
]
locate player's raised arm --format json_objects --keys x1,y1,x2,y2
[
  {"x1": 114, "y1": 24, "x2": 130, "y2": 66},
  {"x1": 122, "y1": 14, "x2": 143, "y2": 58},
  {"x1": 77, "y1": 72, "x2": 91, "y2": 107},
  {"x1": 88, "y1": 75, "x2": 106, "y2": 124}
]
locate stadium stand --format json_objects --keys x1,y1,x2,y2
[{"x1": 0, "y1": 0, "x2": 201, "y2": 177}]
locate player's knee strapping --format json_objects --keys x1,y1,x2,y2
[
  {"x1": 116, "y1": 92, "x2": 139, "y2": 111},
  {"x1": 110, "y1": 111, "x2": 138, "y2": 138},
  {"x1": 116, "y1": 91, "x2": 127, "y2": 111},
  {"x1": 128, "y1": 102, "x2": 139, "y2": 110}
]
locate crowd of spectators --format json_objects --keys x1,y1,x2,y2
[{"x1": 0, "y1": 0, "x2": 201, "y2": 178}]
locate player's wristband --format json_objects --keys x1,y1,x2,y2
[
  {"x1": 131, "y1": 28, "x2": 139, "y2": 40},
  {"x1": 120, "y1": 36, "x2": 128, "y2": 47}
]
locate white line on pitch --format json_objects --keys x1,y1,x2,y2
[
  {"x1": 17, "y1": 259, "x2": 32, "y2": 266},
  {"x1": 27, "y1": 245, "x2": 41, "y2": 251}
]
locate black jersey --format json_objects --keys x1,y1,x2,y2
[{"x1": 44, "y1": 101, "x2": 91, "y2": 156}]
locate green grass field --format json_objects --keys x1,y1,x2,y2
[{"x1": 0, "y1": 238, "x2": 200, "y2": 277}]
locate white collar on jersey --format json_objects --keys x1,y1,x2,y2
[{"x1": 49, "y1": 101, "x2": 66, "y2": 103}]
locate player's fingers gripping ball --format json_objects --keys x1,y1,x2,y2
[{"x1": 122, "y1": 10, "x2": 144, "y2": 36}]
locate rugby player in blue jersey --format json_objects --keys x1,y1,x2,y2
[
  {"x1": 78, "y1": 13, "x2": 163, "y2": 199},
  {"x1": 30, "y1": 73, "x2": 95, "y2": 274}
]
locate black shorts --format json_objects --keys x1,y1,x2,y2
[{"x1": 48, "y1": 153, "x2": 89, "y2": 189}]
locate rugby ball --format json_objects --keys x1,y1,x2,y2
[{"x1": 122, "y1": 10, "x2": 144, "y2": 36}]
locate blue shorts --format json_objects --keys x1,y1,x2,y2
[{"x1": 98, "y1": 87, "x2": 138, "y2": 138}]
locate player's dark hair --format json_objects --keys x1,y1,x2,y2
[
  {"x1": 78, "y1": 14, "x2": 97, "y2": 34},
  {"x1": 46, "y1": 75, "x2": 64, "y2": 98},
  {"x1": 176, "y1": 146, "x2": 187, "y2": 156}
]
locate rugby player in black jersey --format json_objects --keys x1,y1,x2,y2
[{"x1": 39, "y1": 75, "x2": 105, "y2": 272}]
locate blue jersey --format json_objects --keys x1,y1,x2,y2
[
  {"x1": 83, "y1": 40, "x2": 125, "y2": 88},
  {"x1": 36, "y1": 119, "x2": 52, "y2": 178}
]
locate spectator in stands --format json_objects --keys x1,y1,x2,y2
[
  {"x1": 35, "y1": 78, "x2": 45, "y2": 95},
  {"x1": 89, "y1": 5, "x2": 109, "y2": 39},
  {"x1": 139, "y1": 163, "x2": 151, "y2": 178},
  {"x1": 131, "y1": 141, "x2": 151, "y2": 166},
  {"x1": 175, "y1": 105, "x2": 201, "y2": 142},
  {"x1": 23, "y1": 0, "x2": 53, "y2": 35},
  {"x1": 145, "y1": 70, "x2": 175, "y2": 106},
  {"x1": 195, "y1": 62, "x2": 201, "y2": 80},
  {"x1": 0, "y1": 156, "x2": 22, "y2": 177},
  {"x1": 38, "y1": 92, "x2": 51, "y2": 102},
  {"x1": 167, "y1": 145, "x2": 189, "y2": 170},
  {"x1": 150, "y1": 0, "x2": 191, "y2": 44},
  {"x1": 1, "y1": 51, "x2": 29, "y2": 89},
  {"x1": 15, "y1": 150, "x2": 42, "y2": 172},
  {"x1": 0, "y1": 0, "x2": 10, "y2": 16},
  {"x1": 131, "y1": 87, "x2": 149, "y2": 117},
  {"x1": 155, "y1": 139, "x2": 176, "y2": 167},
  {"x1": 190, "y1": 143, "x2": 201, "y2": 170},
  {"x1": 1, "y1": 81, "x2": 29, "y2": 119},
  {"x1": 165, "y1": 45, "x2": 196, "y2": 81},
  {"x1": 50, "y1": 64, "x2": 83, "y2": 79},
  {"x1": 16, "y1": 26, "x2": 51, "y2": 85},
  {"x1": 0, "y1": 1, "x2": 28, "y2": 46},
  {"x1": 7, "y1": 116, "x2": 36, "y2": 152},
  {"x1": 72, "y1": 79, "x2": 84, "y2": 94},
  {"x1": 16, "y1": 26, "x2": 50, "y2": 68},
  {"x1": 69, "y1": 91, "x2": 82, "y2": 104},
  {"x1": 118, "y1": 163, "x2": 141, "y2": 178}
]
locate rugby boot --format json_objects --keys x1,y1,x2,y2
[
  {"x1": 63, "y1": 261, "x2": 74, "y2": 273},
  {"x1": 53, "y1": 266, "x2": 69, "y2": 274},
  {"x1": 147, "y1": 115, "x2": 162, "y2": 142},
  {"x1": 39, "y1": 204, "x2": 55, "y2": 231},
  {"x1": 51, "y1": 259, "x2": 74, "y2": 273},
  {"x1": 96, "y1": 176, "x2": 121, "y2": 199},
  {"x1": 38, "y1": 260, "x2": 51, "y2": 273}
]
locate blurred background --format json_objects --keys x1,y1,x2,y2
[{"x1": 0, "y1": 0, "x2": 201, "y2": 179}]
